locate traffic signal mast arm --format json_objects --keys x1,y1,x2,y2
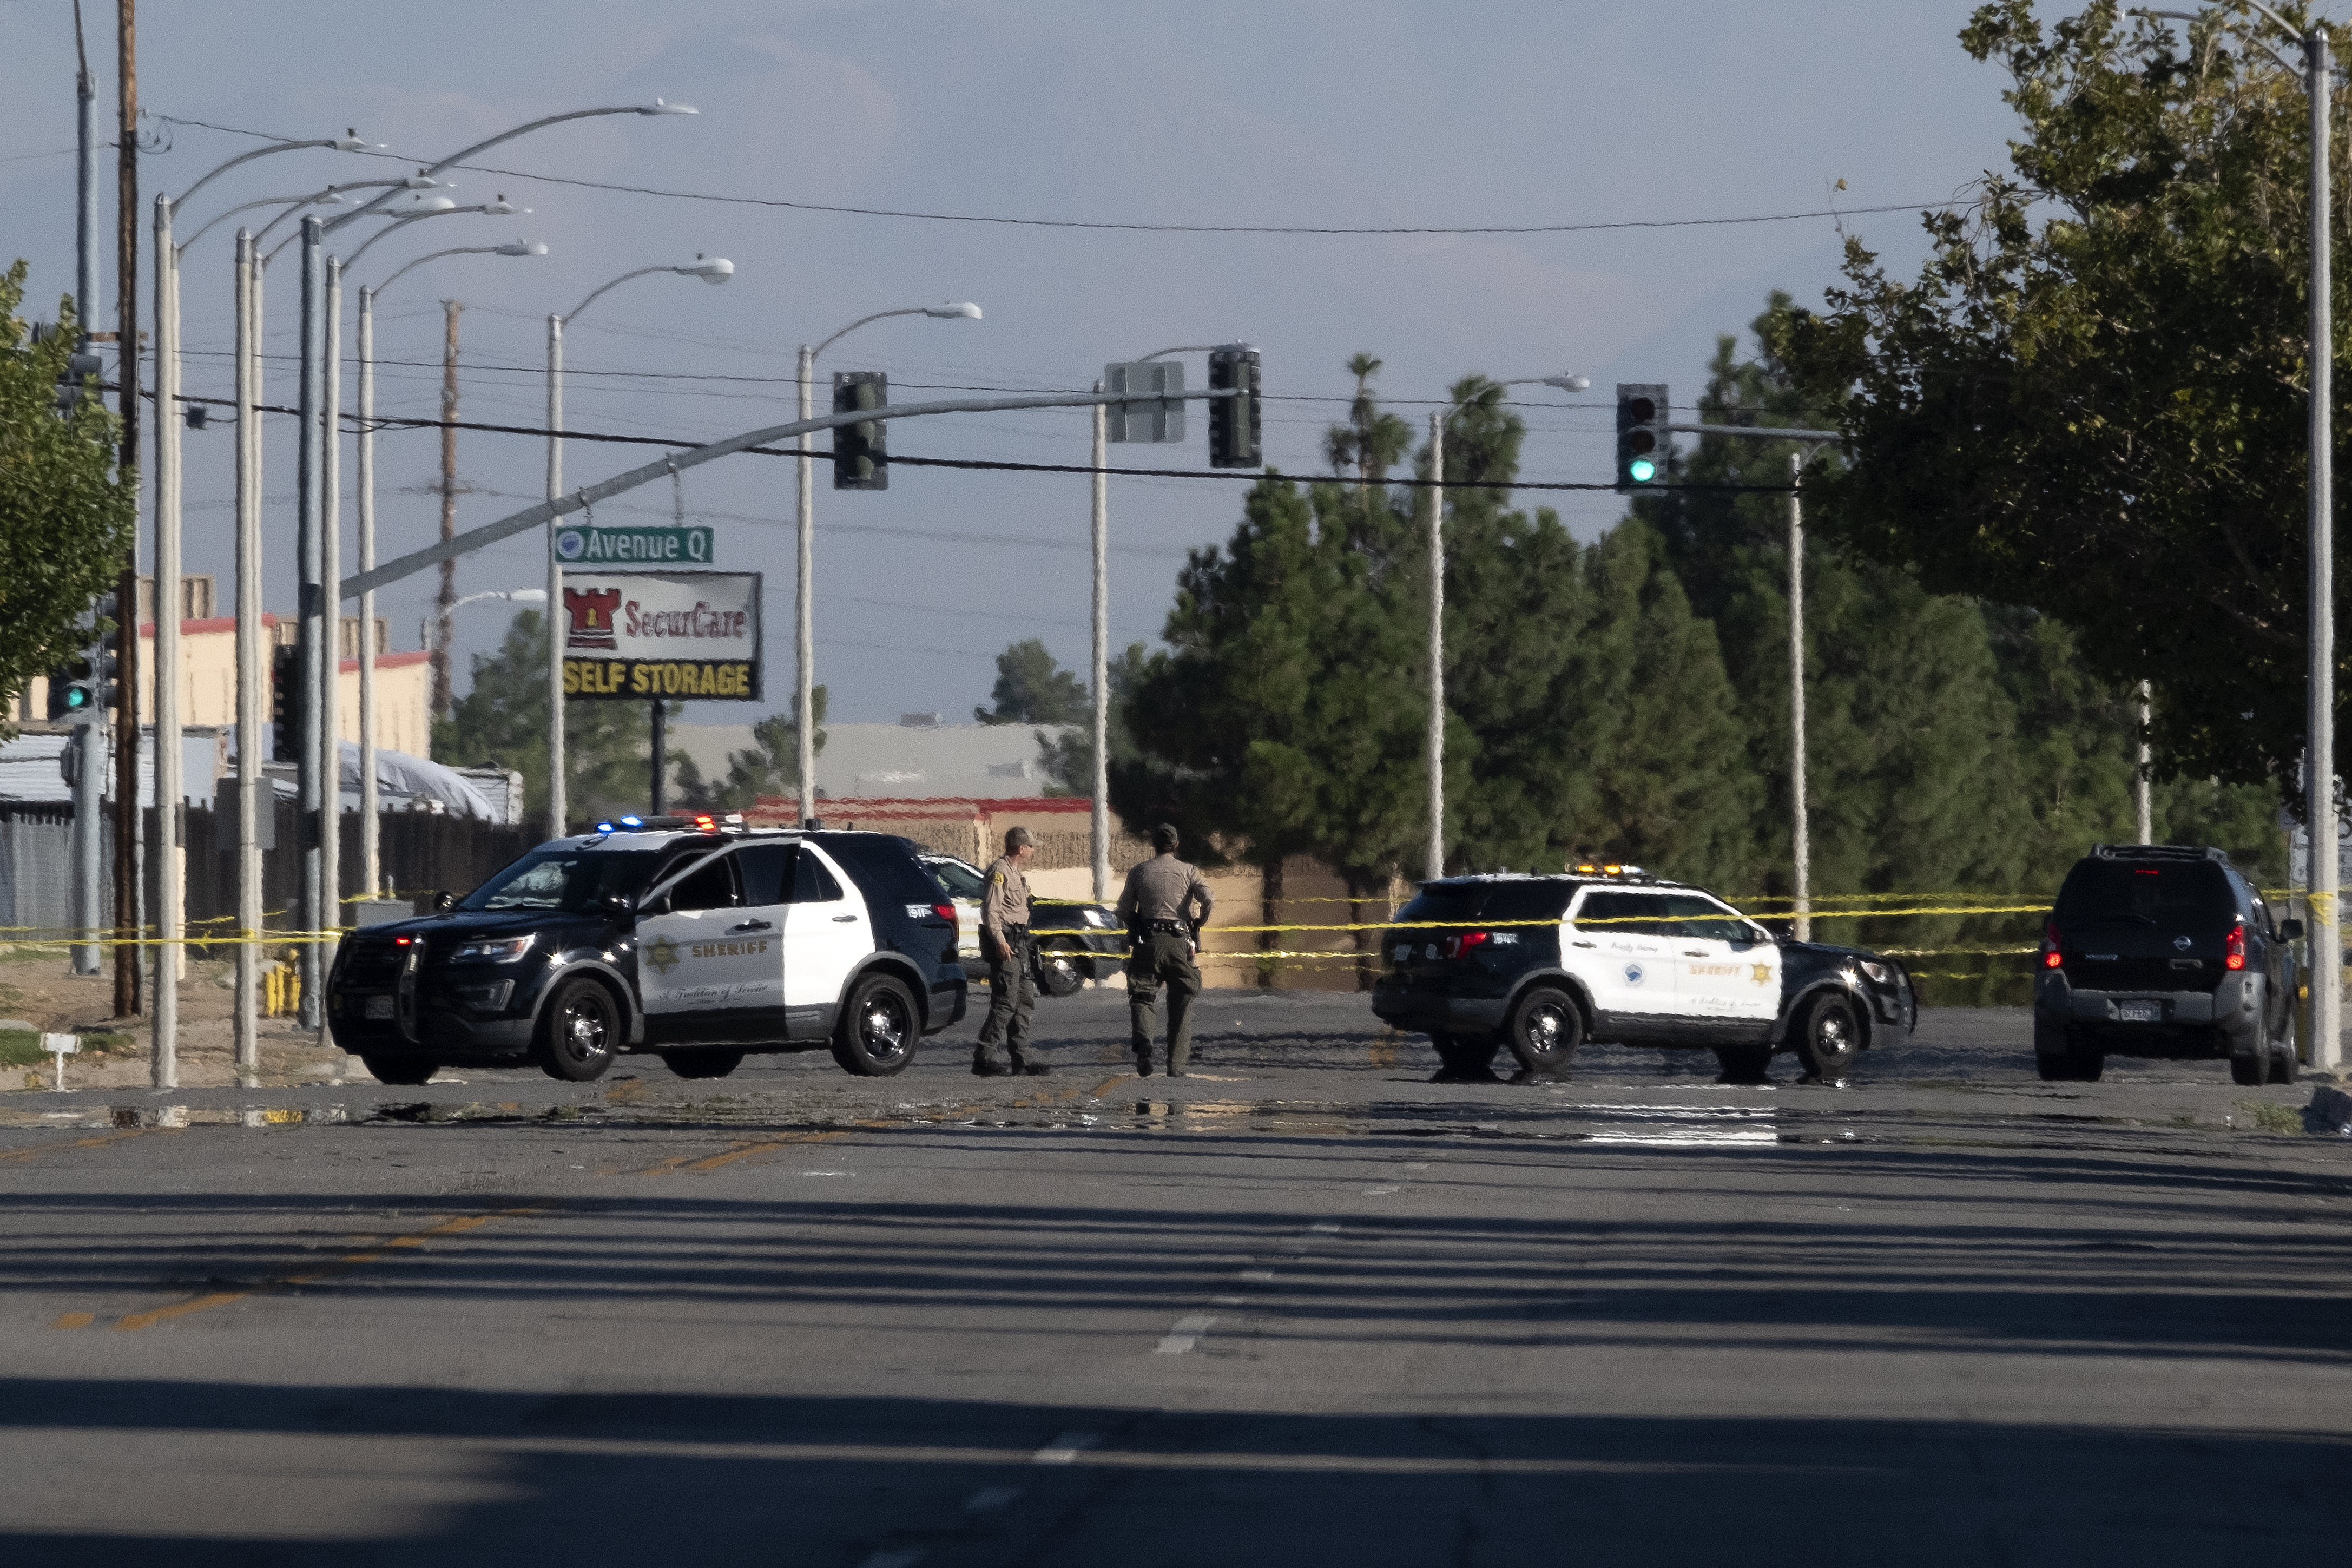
[
  {"x1": 339, "y1": 384, "x2": 1243, "y2": 601},
  {"x1": 1666, "y1": 421, "x2": 1841, "y2": 444}
]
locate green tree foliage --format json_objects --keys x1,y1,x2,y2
[
  {"x1": 432, "y1": 611, "x2": 675, "y2": 828},
  {"x1": 673, "y1": 686, "x2": 828, "y2": 813},
  {"x1": 974, "y1": 638, "x2": 1088, "y2": 724},
  {"x1": 1777, "y1": 0, "x2": 2350, "y2": 789},
  {"x1": 1037, "y1": 642, "x2": 1143, "y2": 797},
  {"x1": 0, "y1": 263, "x2": 136, "y2": 738}
]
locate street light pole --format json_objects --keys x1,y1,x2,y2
[
  {"x1": 2307, "y1": 24, "x2": 2338, "y2": 1072},
  {"x1": 1426, "y1": 409, "x2": 1446, "y2": 881},
  {"x1": 545, "y1": 257, "x2": 731, "y2": 838},
  {"x1": 235, "y1": 228, "x2": 262, "y2": 1081},
  {"x1": 1091, "y1": 381, "x2": 1110, "y2": 901},
  {"x1": 1789, "y1": 451, "x2": 1810, "y2": 941},
  {"x1": 794, "y1": 302, "x2": 983, "y2": 824}
]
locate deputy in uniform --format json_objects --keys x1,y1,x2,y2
[
  {"x1": 974, "y1": 825, "x2": 1049, "y2": 1077},
  {"x1": 1116, "y1": 823, "x2": 1214, "y2": 1077}
]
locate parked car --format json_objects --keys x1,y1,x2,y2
[
  {"x1": 919, "y1": 853, "x2": 1123, "y2": 995},
  {"x1": 2033, "y1": 842, "x2": 2301, "y2": 1084},
  {"x1": 1371, "y1": 867, "x2": 1915, "y2": 1083},
  {"x1": 326, "y1": 815, "x2": 966, "y2": 1084}
]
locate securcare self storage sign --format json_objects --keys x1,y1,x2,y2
[{"x1": 560, "y1": 570, "x2": 762, "y2": 701}]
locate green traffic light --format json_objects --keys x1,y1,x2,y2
[
  {"x1": 62, "y1": 685, "x2": 90, "y2": 710},
  {"x1": 1629, "y1": 457, "x2": 1657, "y2": 483}
]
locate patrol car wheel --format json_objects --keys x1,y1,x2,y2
[
  {"x1": 1432, "y1": 1032, "x2": 1500, "y2": 1073},
  {"x1": 832, "y1": 973, "x2": 918, "y2": 1077},
  {"x1": 1037, "y1": 944, "x2": 1085, "y2": 998},
  {"x1": 662, "y1": 1048, "x2": 745, "y2": 1080},
  {"x1": 536, "y1": 977, "x2": 619, "y2": 1082},
  {"x1": 1795, "y1": 994, "x2": 1862, "y2": 1083},
  {"x1": 2269, "y1": 1040, "x2": 2299, "y2": 1084},
  {"x1": 1504, "y1": 988, "x2": 1580, "y2": 1078},
  {"x1": 360, "y1": 1054, "x2": 436, "y2": 1086}
]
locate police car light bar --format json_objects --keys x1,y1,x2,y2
[{"x1": 590, "y1": 813, "x2": 748, "y2": 835}]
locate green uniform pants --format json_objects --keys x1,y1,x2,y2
[
  {"x1": 1128, "y1": 929, "x2": 1201, "y2": 1073},
  {"x1": 975, "y1": 937, "x2": 1039, "y2": 1069}
]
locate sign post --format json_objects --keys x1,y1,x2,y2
[{"x1": 41, "y1": 1032, "x2": 78, "y2": 1092}]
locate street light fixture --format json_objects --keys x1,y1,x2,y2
[
  {"x1": 288, "y1": 98, "x2": 700, "y2": 1034},
  {"x1": 148, "y1": 130, "x2": 375, "y2": 1088},
  {"x1": 794, "y1": 302, "x2": 984, "y2": 823},
  {"x1": 1420, "y1": 373, "x2": 1586, "y2": 880},
  {"x1": 353, "y1": 239, "x2": 547, "y2": 896},
  {"x1": 542, "y1": 254, "x2": 736, "y2": 838}
]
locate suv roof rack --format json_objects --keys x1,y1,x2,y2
[{"x1": 2089, "y1": 842, "x2": 2234, "y2": 866}]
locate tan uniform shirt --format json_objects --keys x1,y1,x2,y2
[
  {"x1": 1117, "y1": 852, "x2": 1214, "y2": 930},
  {"x1": 980, "y1": 854, "x2": 1031, "y2": 941}
]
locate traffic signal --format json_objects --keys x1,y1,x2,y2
[
  {"x1": 1207, "y1": 345, "x2": 1262, "y2": 469},
  {"x1": 46, "y1": 654, "x2": 92, "y2": 720},
  {"x1": 271, "y1": 644, "x2": 303, "y2": 762},
  {"x1": 1615, "y1": 383, "x2": 1668, "y2": 490},
  {"x1": 832, "y1": 371, "x2": 887, "y2": 490}
]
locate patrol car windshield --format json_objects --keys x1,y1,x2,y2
[
  {"x1": 2055, "y1": 861, "x2": 2237, "y2": 931},
  {"x1": 460, "y1": 848, "x2": 667, "y2": 913}
]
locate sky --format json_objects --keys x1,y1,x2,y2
[{"x1": 1, "y1": 1, "x2": 2025, "y2": 728}]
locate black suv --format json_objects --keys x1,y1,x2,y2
[
  {"x1": 326, "y1": 818, "x2": 967, "y2": 1084},
  {"x1": 1371, "y1": 871, "x2": 1915, "y2": 1083},
  {"x1": 2034, "y1": 844, "x2": 2301, "y2": 1085}
]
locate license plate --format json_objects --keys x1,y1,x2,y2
[
  {"x1": 2118, "y1": 1000, "x2": 2160, "y2": 1023},
  {"x1": 1393, "y1": 945, "x2": 1409, "y2": 962},
  {"x1": 365, "y1": 995, "x2": 395, "y2": 1020}
]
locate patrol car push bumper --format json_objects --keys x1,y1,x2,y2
[{"x1": 2033, "y1": 970, "x2": 2268, "y2": 1056}]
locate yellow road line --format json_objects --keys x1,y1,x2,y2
[
  {"x1": 109, "y1": 1203, "x2": 552, "y2": 1333},
  {"x1": 0, "y1": 1128, "x2": 167, "y2": 1165},
  {"x1": 50, "y1": 1312, "x2": 94, "y2": 1330}
]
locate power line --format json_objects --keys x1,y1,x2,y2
[{"x1": 156, "y1": 113, "x2": 1976, "y2": 238}]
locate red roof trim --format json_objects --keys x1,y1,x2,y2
[
  {"x1": 140, "y1": 614, "x2": 280, "y2": 637},
  {"x1": 337, "y1": 650, "x2": 430, "y2": 674}
]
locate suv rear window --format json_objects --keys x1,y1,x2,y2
[
  {"x1": 1395, "y1": 885, "x2": 1486, "y2": 928},
  {"x1": 1479, "y1": 882, "x2": 1573, "y2": 924},
  {"x1": 2055, "y1": 860, "x2": 2239, "y2": 932},
  {"x1": 819, "y1": 834, "x2": 938, "y2": 908}
]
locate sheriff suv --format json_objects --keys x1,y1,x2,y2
[
  {"x1": 1371, "y1": 868, "x2": 1915, "y2": 1083},
  {"x1": 2034, "y1": 843, "x2": 2301, "y2": 1085},
  {"x1": 326, "y1": 815, "x2": 967, "y2": 1084}
]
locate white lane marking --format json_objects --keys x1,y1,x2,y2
[
  {"x1": 1238, "y1": 1269, "x2": 1275, "y2": 1282},
  {"x1": 1309, "y1": 1220, "x2": 1342, "y2": 1233},
  {"x1": 1360, "y1": 1185, "x2": 1400, "y2": 1196},
  {"x1": 1033, "y1": 1432, "x2": 1102, "y2": 1464},
  {"x1": 1156, "y1": 1314, "x2": 1216, "y2": 1354},
  {"x1": 860, "y1": 1552, "x2": 924, "y2": 1568},
  {"x1": 963, "y1": 1486, "x2": 1023, "y2": 1512},
  {"x1": 1587, "y1": 1129, "x2": 1777, "y2": 1147},
  {"x1": 1210, "y1": 1294, "x2": 1247, "y2": 1306}
]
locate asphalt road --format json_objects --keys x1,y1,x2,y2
[{"x1": 4, "y1": 995, "x2": 2349, "y2": 1565}]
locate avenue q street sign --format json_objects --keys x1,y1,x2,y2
[
  {"x1": 561, "y1": 570, "x2": 761, "y2": 702},
  {"x1": 554, "y1": 523, "x2": 717, "y2": 566}
]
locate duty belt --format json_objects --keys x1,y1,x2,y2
[
  {"x1": 1142, "y1": 919, "x2": 1190, "y2": 934},
  {"x1": 1002, "y1": 924, "x2": 1030, "y2": 939}
]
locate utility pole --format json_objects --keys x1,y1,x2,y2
[
  {"x1": 1425, "y1": 409, "x2": 1446, "y2": 881},
  {"x1": 2136, "y1": 682, "x2": 2153, "y2": 845},
  {"x1": 111, "y1": 0, "x2": 140, "y2": 1021},
  {"x1": 69, "y1": 2, "x2": 102, "y2": 983},
  {"x1": 2305, "y1": 26, "x2": 2341, "y2": 1073},
  {"x1": 1091, "y1": 381, "x2": 1110, "y2": 902},
  {"x1": 545, "y1": 312, "x2": 566, "y2": 839},
  {"x1": 432, "y1": 300, "x2": 462, "y2": 716},
  {"x1": 1789, "y1": 451, "x2": 1810, "y2": 942},
  {"x1": 795, "y1": 342, "x2": 816, "y2": 826}
]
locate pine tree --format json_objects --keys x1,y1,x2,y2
[{"x1": 975, "y1": 638, "x2": 1087, "y2": 724}]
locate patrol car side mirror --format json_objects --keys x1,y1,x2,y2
[
  {"x1": 432, "y1": 891, "x2": 456, "y2": 913},
  {"x1": 2278, "y1": 918, "x2": 2305, "y2": 941},
  {"x1": 597, "y1": 892, "x2": 634, "y2": 915}
]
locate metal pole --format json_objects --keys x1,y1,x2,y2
[
  {"x1": 2310, "y1": 27, "x2": 2341, "y2": 1072},
  {"x1": 234, "y1": 230, "x2": 261, "y2": 1079},
  {"x1": 150, "y1": 194, "x2": 180, "y2": 1086},
  {"x1": 432, "y1": 301, "x2": 462, "y2": 716},
  {"x1": 295, "y1": 216, "x2": 324, "y2": 1030},
  {"x1": 1790, "y1": 451, "x2": 1811, "y2": 943},
  {"x1": 1426, "y1": 410, "x2": 1446, "y2": 881},
  {"x1": 650, "y1": 700, "x2": 667, "y2": 814},
  {"x1": 1091, "y1": 380, "x2": 1110, "y2": 903},
  {"x1": 74, "y1": 12, "x2": 96, "y2": 340},
  {"x1": 319, "y1": 256, "x2": 343, "y2": 979},
  {"x1": 111, "y1": 0, "x2": 140, "y2": 1022},
  {"x1": 796, "y1": 342, "x2": 816, "y2": 825},
  {"x1": 546, "y1": 313, "x2": 567, "y2": 839},
  {"x1": 2136, "y1": 681, "x2": 2153, "y2": 845},
  {"x1": 358, "y1": 288, "x2": 379, "y2": 894},
  {"x1": 70, "y1": 16, "x2": 101, "y2": 981}
]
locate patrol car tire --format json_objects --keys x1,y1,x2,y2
[
  {"x1": 1503, "y1": 988, "x2": 1580, "y2": 1078},
  {"x1": 535, "y1": 977, "x2": 620, "y2": 1082},
  {"x1": 1432, "y1": 1032, "x2": 1501, "y2": 1073},
  {"x1": 1795, "y1": 994, "x2": 1863, "y2": 1083},
  {"x1": 2230, "y1": 1054, "x2": 2267, "y2": 1086},
  {"x1": 361, "y1": 1054, "x2": 436, "y2": 1086},
  {"x1": 1037, "y1": 944, "x2": 1085, "y2": 998},
  {"x1": 1712, "y1": 1044, "x2": 1773, "y2": 1084},
  {"x1": 831, "y1": 973, "x2": 919, "y2": 1077},
  {"x1": 661, "y1": 1048, "x2": 745, "y2": 1080}
]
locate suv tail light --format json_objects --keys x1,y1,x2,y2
[
  {"x1": 1440, "y1": 931, "x2": 1491, "y2": 959},
  {"x1": 2042, "y1": 919, "x2": 2061, "y2": 970},
  {"x1": 2225, "y1": 921, "x2": 2246, "y2": 971}
]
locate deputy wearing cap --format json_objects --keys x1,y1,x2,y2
[
  {"x1": 973, "y1": 825, "x2": 1049, "y2": 1077},
  {"x1": 1116, "y1": 823, "x2": 1214, "y2": 1077}
]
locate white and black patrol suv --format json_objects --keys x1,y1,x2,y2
[
  {"x1": 1371, "y1": 868, "x2": 1915, "y2": 1082},
  {"x1": 326, "y1": 814, "x2": 967, "y2": 1085}
]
